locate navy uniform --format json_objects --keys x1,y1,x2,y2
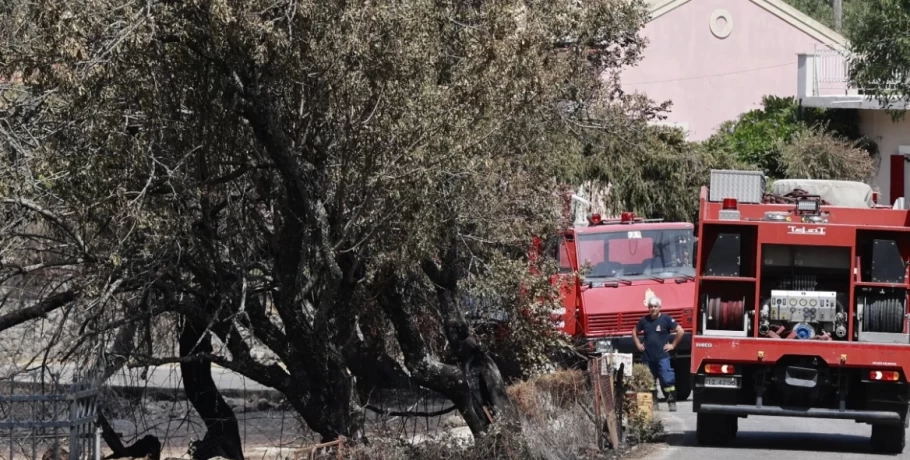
[{"x1": 634, "y1": 296, "x2": 682, "y2": 412}]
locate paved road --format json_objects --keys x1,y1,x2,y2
[{"x1": 647, "y1": 401, "x2": 910, "y2": 459}]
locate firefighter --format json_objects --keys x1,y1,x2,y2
[{"x1": 632, "y1": 295, "x2": 685, "y2": 412}]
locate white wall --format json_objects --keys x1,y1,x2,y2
[{"x1": 858, "y1": 110, "x2": 910, "y2": 205}]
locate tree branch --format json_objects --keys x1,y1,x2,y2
[
  {"x1": 0, "y1": 290, "x2": 79, "y2": 332},
  {"x1": 2, "y1": 198, "x2": 90, "y2": 258}
]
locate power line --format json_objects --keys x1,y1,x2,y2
[{"x1": 622, "y1": 61, "x2": 798, "y2": 86}]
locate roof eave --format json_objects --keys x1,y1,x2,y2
[{"x1": 646, "y1": 0, "x2": 848, "y2": 52}]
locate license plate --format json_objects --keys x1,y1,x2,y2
[{"x1": 704, "y1": 376, "x2": 738, "y2": 388}]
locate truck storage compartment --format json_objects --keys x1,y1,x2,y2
[
  {"x1": 855, "y1": 229, "x2": 910, "y2": 344},
  {"x1": 699, "y1": 223, "x2": 757, "y2": 279},
  {"x1": 698, "y1": 281, "x2": 756, "y2": 337},
  {"x1": 757, "y1": 244, "x2": 851, "y2": 341}
]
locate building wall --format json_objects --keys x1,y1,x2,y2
[
  {"x1": 619, "y1": 0, "x2": 839, "y2": 141},
  {"x1": 858, "y1": 110, "x2": 910, "y2": 205}
]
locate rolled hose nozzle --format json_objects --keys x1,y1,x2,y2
[
  {"x1": 758, "y1": 322, "x2": 770, "y2": 335},
  {"x1": 835, "y1": 325, "x2": 847, "y2": 338}
]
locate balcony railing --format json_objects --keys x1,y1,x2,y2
[
  {"x1": 798, "y1": 45, "x2": 906, "y2": 99},
  {"x1": 798, "y1": 45, "x2": 853, "y2": 97}
]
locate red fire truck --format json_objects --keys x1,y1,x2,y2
[
  {"x1": 547, "y1": 210, "x2": 698, "y2": 400},
  {"x1": 691, "y1": 170, "x2": 910, "y2": 453}
]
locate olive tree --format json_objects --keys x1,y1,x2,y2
[{"x1": 0, "y1": 0, "x2": 660, "y2": 454}]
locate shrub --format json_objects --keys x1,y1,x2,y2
[
  {"x1": 702, "y1": 95, "x2": 878, "y2": 180},
  {"x1": 778, "y1": 126, "x2": 876, "y2": 182},
  {"x1": 627, "y1": 363, "x2": 655, "y2": 393},
  {"x1": 624, "y1": 410, "x2": 665, "y2": 445},
  {"x1": 506, "y1": 369, "x2": 587, "y2": 421}
]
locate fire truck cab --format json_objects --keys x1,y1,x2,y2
[
  {"x1": 691, "y1": 170, "x2": 910, "y2": 453},
  {"x1": 548, "y1": 210, "x2": 698, "y2": 400}
]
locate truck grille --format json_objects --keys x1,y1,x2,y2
[{"x1": 586, "y1": 310, "x2": 686, "y2": 335}]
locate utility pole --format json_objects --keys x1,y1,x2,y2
[{"x1": 833, "y1": 0, "x2": 843, "y2": 33}]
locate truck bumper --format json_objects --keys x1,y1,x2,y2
[
  {"x1": 698, "y1": 404, "x2": 905, "y2": 424},
  {"x1": 589, "y1": 332, "x2": 692, "y2": 358}
]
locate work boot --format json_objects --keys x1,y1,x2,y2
[
  {"x1": 667, "y1": 390, "x2": 677, "y2": 412},
  {"x1": 651, "y1": 389, "x2": 659, "y2": 412}
]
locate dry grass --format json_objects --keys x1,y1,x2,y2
[
  {"x1": 339, "y1": 368, "x2": 663, "y2": 460},
  {"x1": 506, "y1": 368, "x2": 587, "y2": 421},
  {"x1": 505, "y1": 369, "x2": 601, "y2": 460}
]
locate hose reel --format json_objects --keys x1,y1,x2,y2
[
  {"x1": 705, "y1": 296, "x2": 745, "y2": 331},
  {"x1": 862, "y1": 296, "x2": 906, "y2": 334}
]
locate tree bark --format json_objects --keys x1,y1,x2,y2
[
  {"x1": 421, "y1": 253, "x2": 519, "y2": 429},
  {"x1": 0, "y1": 290, "x2": 77, "y2": 331},
  {"x1": 375, "y1": 264, "x2": 518, "y2": 438},
  {"x1": 180, "y1": 320, "x2": 244, "y2": 460}
]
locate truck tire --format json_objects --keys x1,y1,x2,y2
[
  {"x1": 696, "y1": 413, "x2": 736, "y2": 446},
  {"x1": 871, "y1": 424, "x2": 905, "y2": 454},
  {"x1": 672, "y1": 358, "x2": 692, "y2": 401}
]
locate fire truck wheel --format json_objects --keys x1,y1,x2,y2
[
  {"x1": 695, "y1": 413, "x2": 736, "y2": 446},
  {"x1": 871, "y1": 424, "x2": 905, "y2": 454}
]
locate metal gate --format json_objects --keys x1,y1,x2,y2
[{"x1": 0, "y1": 378, "x2": 100, "y2": 460}]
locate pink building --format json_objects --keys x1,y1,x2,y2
[
  {"x1": 623, "y1": 0, "x2": 910, "y2": 207},
  {"x1": 621, "y1": 0, "x2": 848, "y2": 141}
]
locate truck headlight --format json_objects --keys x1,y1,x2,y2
[{"x1": 594, "y1": 339, "x2": 611, "y2": 353}]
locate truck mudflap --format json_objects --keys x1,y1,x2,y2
[{"x1": 698, "y1": 403, "x2": 905, "y2": 425}]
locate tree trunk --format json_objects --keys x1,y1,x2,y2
[
  {"x1": 422, "y1": 256, "x2": 519, "y2": 431},
  {"x1": 375, "y1": 265, "x2": 518, "y2": 438},
  {"x1": 180, "y1": 320, "x2": 244, "y2": 460}
]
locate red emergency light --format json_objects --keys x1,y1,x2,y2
[
  {"x1": 722, "y1": 198, "x2": 738, "y2": 210},
  {"x1": 588, "y1": 213, "x2": 602, "y2": 225},
  {"x1": 620, "y1": 212, "x2": 635, "y2": 222}
]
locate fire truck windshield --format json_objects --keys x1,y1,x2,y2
[{"x1": 576, "y1": 228, "x2": 695, "y2": 280}]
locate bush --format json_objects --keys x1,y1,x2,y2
[
  {"x1": 624, "y1": 410, "x2": 665, "y2": 446},
  {"x1": 702, "y1": 95, "x2": 878, "y2": 180},
  {"x1": 778, "y1": 126, "x2": 876, "y2": 182},
  {"x1": 621, "y1": 363, "x2": 665, "y2": 445},
  {"x1": 346, "y1": 369, "x2": 664, "y2": 460},
  {"x1": 702, "y1": 95, "x2": 803, "y2": 177},
  {"x1": 627, "y1": 363, "x2": 655, "y2": 393},
  {"x1": 506, "y1": 369, "x2": 587, "y2": 421}
]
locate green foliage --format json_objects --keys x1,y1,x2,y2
[
  {"x1": 784, "y1": 0, "x2": 908, "y2": 115},
  {"x1": 627, "y1": 363, "x2": 655, "y2": 393},
  {"x1": 782, "y1": 0, "x2": 869, "y2": 36},
  {"x1": 702, "y1": 95, "x2": 877, "y2": 180},
  {"x1": 702, "y1": 96, "x2": 804, "y2": 177},
  {"x1": 559, "y1": 115, "x2": 751, "y2": 223},
  {"x1": 624, "y1": 411, "x2": 665, "y2": 445},
  {"x1": 465, "y1": 254, "x2": 572, "y2": 380},
  {"x1": 0, "y1": 0, "x2": 661, "y2": 439},
  {"x1": 779, "y1": 125, "x2": 876, "y2": 182},
  {"x1": 845, "y1": 0, "x2": 910, "y2": 115}
]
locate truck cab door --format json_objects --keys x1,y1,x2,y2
[{"x1": 550, "y1": 233, "x2": 579, "y2": 337}]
